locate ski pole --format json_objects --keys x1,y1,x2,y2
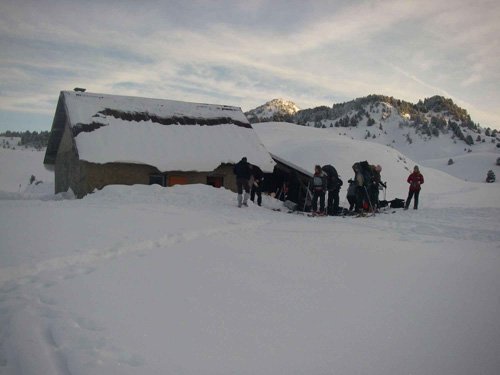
[
  {"x1": 303, "y1": 180, "x2": 311, "y2": 212},
  {"x1": 363, "y1": 186, "x2": 375, "y2": 215}
]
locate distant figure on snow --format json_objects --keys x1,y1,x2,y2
[
  {"x1": 233, "y1": 157, "x2": 251, "y2": 207},
  {"x1": 405, "y1": 165, "x2": 424, "y2": 210}
]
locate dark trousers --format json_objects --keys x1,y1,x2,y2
[
  {"x1": 250, "y1": 184, "x2": 262, "y2": 206},
  {"x1": 355, "y1": 186, "x2": 367, "y2": 212},
  {"x1": 236, "y1": 178, "x2": 250, "y2": 194},
  {"x1": 368, "y1": 184, "x2": 379, "y2": 209},
  {"x1": 327, "y1": 189, "x2": 340, "y2": 215},
  {"x1": 405, "y1": 190, "x2": 420, "y2": 209},
  {"x1": 347, "y1": 196, "x2": 356, "y2": 211},
  {"x1": 312, "y1": 190, "x2": 325, "y2": 212}
]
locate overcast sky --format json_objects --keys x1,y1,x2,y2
[{"x1": 1, "y1": 0, "x2": 499, "y2": 132}]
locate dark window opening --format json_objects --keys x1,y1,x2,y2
[
  {"x1": 207, "y1": 176, "x2": 224, "y2": 188},
  {"x1": 168, "y1": 175, "x2": 188, "y2": 186},
  {"x1": 149, "y1": 174, "x2": 166, "y2": 187}
]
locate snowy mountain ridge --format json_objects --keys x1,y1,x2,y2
[
  {"x1": 245, "y1": 98, "x2": 300, "y2": 123},
  {"x1": 247, "y1": 95, "x2": 499, "y2": 146},
  {"x1": 247, "y1": 96, "x2": 500, "y2": 178}
]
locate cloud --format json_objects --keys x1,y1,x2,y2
[{"x1": 1, "y1": 0, "x2": 500, "y2": 129}]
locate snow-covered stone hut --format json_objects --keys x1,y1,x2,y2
[{"x1": 44, "y1": 91, "x2": 275, "y2": 198}]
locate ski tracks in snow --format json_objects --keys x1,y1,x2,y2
[
  {"x1": 0, "y1": 218, "x2": 270, "y2": 375},
  {"x1": 0, "y1": 220, "x2": 267, "y2": 289}
]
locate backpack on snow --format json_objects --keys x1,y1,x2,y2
[
  {"x1": 379, "y1": 199, "x2": 388, "y2": 208},
  {"x1": 389, "y1": 198, "x2": 405, "y2": 208}
]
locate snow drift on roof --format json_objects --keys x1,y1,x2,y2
[
  {"x1": 75, "y1": 119, "x2": 275, "y2": 172},
  {"x1": 62, "y1": 91, "x2": 250, "y2": 130}
]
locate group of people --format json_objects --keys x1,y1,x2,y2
[
  {"x1": 233, "y1": 157, "x2": 264, "y2": 208},
  {"x1": 346, "y1": 162, "x2": 386, "y2": 214},
  {"x1": 310, "y1": 164, "x2": 343, "y2": 215},
  {"x1": 233, "y1": 156, "x2": 425, "y2": 213},
  {"x1": 309, "y1": 161, "x2": 425, "y2": 215}
]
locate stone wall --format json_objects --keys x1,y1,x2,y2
[
  {"x1": 54, "y1": 125, "x2": 82, "y2": 196},
  {"x1": 77, "y1": 162, "x2": 237, "y2": 197}
]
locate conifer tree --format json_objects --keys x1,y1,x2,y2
[{"x1": 486, "y1": 170, "x2": 495, "y2": 183}]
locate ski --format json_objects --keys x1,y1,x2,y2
[{"x1": 307, "y1": 212, "x2": 328, "y2": 217}]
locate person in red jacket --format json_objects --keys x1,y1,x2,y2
[{"x1": 405, "y1": 165, "x2": 424, "y2": 210}]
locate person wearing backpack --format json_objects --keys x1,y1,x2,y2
[
  {"x1": 233, "y1": 157, "x2": 251, "y2": 207},
  {"x1": 354, "y1": 162, "x2": 378, "y2": 213},
  {"x1": 310, "y1": 165, "x2": 327, "y2": 214},
  {"x1": 327, "y1": 175, "x2": 343, "y2": 215},
  {"x1": 368, "y1": 164, "x2": 386, "y2": 211},
  {"x1": 249, "y1": 164, "x2": 264, "y2": 206},
  {"x1": 322, "y1": 165, "x2": 343, "y2": 215},
  {"x1": 405, "y1": 165, "x2": 424, "y2": 210}
]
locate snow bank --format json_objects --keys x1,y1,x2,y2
[
  {"x1": 421, "y1": 151, "x2": 500, "y2": 182},
  {"x1": 1, "y1": 183, "x2": 499, "y2": 375},
  {"x1": 0, "y1": 148, "x2": 53, "y2": 192}
]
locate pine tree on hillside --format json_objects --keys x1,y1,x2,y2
[
  {"x1": 0, "y1": 130, "x2": 49, "y2": 149},
  {"x1": 486, "y1": 170, "x2": 495, "y2": 183}
]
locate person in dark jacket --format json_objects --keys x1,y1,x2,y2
[
  {"x1": 310, "y1": 165, "x2": 327, "y2": 214},
  {"x1": 368, "y1": 164, "x2": 386, "y2": 211},
  {"x1": 322, "y1": 165, "x2": 343, "y2": 215},
  {"x1": 405, "y1": 165, "x2": 424, "y2": 210},
  {"x1": 352, "y1": 163, "x2": 366, "y2": 213},
  {"x1": 249, "y1": 164, "x2": 264, "y2": 206},
  {"x1": 233, "y1": 157, "x2": 251, "y2": 207}
]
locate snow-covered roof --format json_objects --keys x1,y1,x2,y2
[
  {"x1": 270, "y1": 152, "x2": 313, "y2": 177},
  {"x1": 63, "y1": 91, "x2": 251, "y2": 127},
  {"x1": 45, "y1": 91, "x2": 275, "y2": 172}
]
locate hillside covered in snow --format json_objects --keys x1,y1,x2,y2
[
  {"x1": 247, "y1": 95, "x2": 500, "y2": 182},
  {"x1": 1, "y1": 121, "x2": 500, "y2": 375}
]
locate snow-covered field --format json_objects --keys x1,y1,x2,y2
[
  {"x1": 0, "y1": 144, "x2": 53, "y2": 194},
  {"x1": 1, "y1": 125, "x2": 500, "y2": 375}
]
